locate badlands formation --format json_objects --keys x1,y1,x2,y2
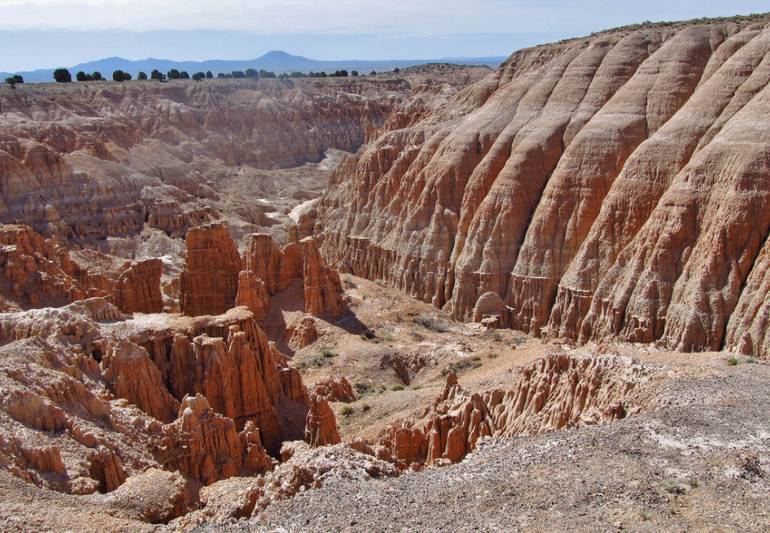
[
  {"x1": 0, "y1": 17, "x2": 769, "y2": 533},
  {"x1": 319, "y1": 14, "x2": 770, "y2": 359}
]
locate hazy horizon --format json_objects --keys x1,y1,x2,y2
[{"x1": 1, "y1": 0, "x2": 768, "y2": 72}]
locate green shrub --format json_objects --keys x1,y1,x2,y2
[
  {"x1": 321, "y1": 348, "x2": 337, "y2": 359},
  {"x1": 355, "y1": 382, "x2": 372, "y2": 395},
  {"x1": 727, "y1": 356, "x2": 739, "y2": 366},
  {"x1": 4, "y1": 74, "x2": 23, "y2": 86},
  {"x1": 53, "y1": 68, "x2": 71, "y2": 83},
  {"x1": 663, "y1": 479, "x2": 686, "y2": 495},
  {"x1": 341, "y1": 406, "x2": 354, "y2": 417},
  {"x1": 390, "y1": 384, "x2": 405, "y2": 391}
]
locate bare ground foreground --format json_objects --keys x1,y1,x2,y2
[
  {"x1": 246, "y1": 277, "x2": 770, "y2": 532},
  {"x1": 0, "y1": 275, "x2": 768, "y2": 532}
]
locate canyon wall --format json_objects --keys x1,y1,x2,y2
[
  {"x1": 318, "y1": 15, "x2": 770, "y2": 358},
  {"x1": 0, "y1": 78, "x2": 401, "y2": 242}
]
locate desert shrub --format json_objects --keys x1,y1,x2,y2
[
  {"x1": 321, "y1": 348, "x2": 337, "y2": 359},
  {"x1": 361, "y1": 403, "x2": 371, "y2": 412},
  {"x1": 413, "y1": 314, "x2": 449, "y2": 333},
  {"x1": 663, "y1": 479, "x2": 686, "y2": 495},
  {"x1": 727, "y1": 356, "x2": 739, "y2": 366},
  {"x1": 341, "y1": 406, "x2": 354, "y2": 417},
  {"x1": 137, "y1": 71, "x2": 148, "y2": 80},
  {"x1": 354, "y1": 382, "x2": 372, "y2": 395},
  {"x1": 442, "y1": 357, "x2": 482, "y2": 376},
  {"x1": 4, "y1": 75, "x2": 23, "y2": 85},
  {"x1": 390, "y1": 384, "x2": 405, "y2": 391}
]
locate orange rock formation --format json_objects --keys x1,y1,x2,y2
[
  {"x1": 238, "y1": 234, "x2": 344, "y2": 318},
  {"x1": 318, "y1": 18, "x2": 770, "y2": 358},
  {"x1": 305, "y1": 394, "x2": 342, "y2": 447},
  {"x1": 379, "y1": 353, "x2": 647, "y2": 467},
  {"x1": 179, "y1": 224, "x2": 242, "y2": 316},
  {"x1": 112, "y1": 259, "x2": 163, "y2": 314},
  {"x1": 0, "y1": 224, "x2": 111, "y2": 310}
]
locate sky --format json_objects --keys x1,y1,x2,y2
[{"x1": 1, "y1": 0, "x2": 769, "y2": 72}]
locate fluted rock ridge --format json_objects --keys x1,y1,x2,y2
[
  {"x1": 378, "y1": 353, "x2": 649, "y2": 467},
  {"x1": 159, "y1": 394, "x2": 274, "y2": 485},
  {"x1": 117, "y1": 307, "x2": 310, "y2": 454},
  {"x1": 238, "y1": 234, "x2": 344, "y2": 318},
  {"x1": 318, "y1": 15, "x2": 770, "y2": 357},
  {"x1": 180, "y1": 226, "x2": 344, "y2": 319}
]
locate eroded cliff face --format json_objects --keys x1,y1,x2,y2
[
  {"x1": 180, "y1": 224, "x2": 344, "y2": 320},
  {"x1": 0, "y1": 78, "x2": 401, "y2": 243},
  {"x1": 0, "y1": 297, "x2": 326, "y2": 495},
  {"x1": 0, "y1": 224, "x2": 115, "y2": 310},
  {"x1": 318, "y1": 16, "x2": 770, "y2": 357},
  {"x1": 378, "y1": 353, "x2": 651, "y2": 468}
]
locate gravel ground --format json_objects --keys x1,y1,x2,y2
[{"x1": 191, "y1": 360, "x2": 770, "y2": 532}]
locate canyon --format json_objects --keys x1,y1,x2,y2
[{"x1": 0, "y1": 15, "x2": 769, "y2": 533}]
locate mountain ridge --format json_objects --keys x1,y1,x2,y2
[{"x1": 1, "y1": 50, "x2": 505, "y2": 83}]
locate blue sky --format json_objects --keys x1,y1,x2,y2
[{"x1": 1, "y1": 0, "x2": 768, "y2": 71}]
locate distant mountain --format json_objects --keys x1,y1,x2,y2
[{"x1": 1, "y1": 50, "x2": 506, "y2": 83}]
